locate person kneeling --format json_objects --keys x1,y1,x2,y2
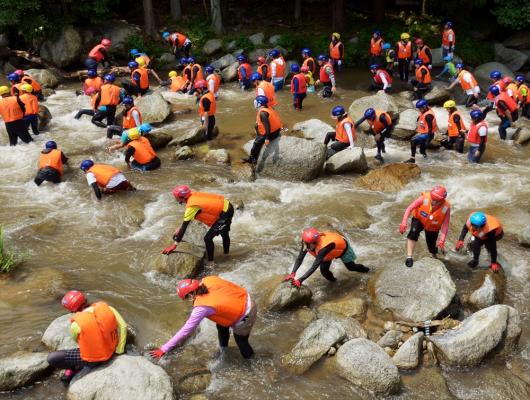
[{"x1": 123, "y1": 124, "x2": 161, "y2": 171}]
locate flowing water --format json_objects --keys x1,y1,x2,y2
[{"x1": 0, "y1": 70, "x2": 529, "y2": 399}]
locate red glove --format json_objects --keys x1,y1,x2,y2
[
  {"x1": 455, "y1": 240, "x2": 465, "y2": 251},
  {"x1": 437, "y1": 239, "x2": 445, "y2": 252},
  {"x1": 292, "y1": 279, "x2": 302, "y2": 288},
  {"x1": 399, "y1": 222, "x2": 407, "y2": 234},
  {"x1": 490, "y1": 262, "x2": 501, "y2": 273},
  {"x1": 283, "y1": 273, "x2": 295, "y2": 282},
  {"x1": 162, "y1": 244, "x2": 177, "y2": 255},
  {"x1": 150, "y1": 348, "x2": 165, "y2": 359}
]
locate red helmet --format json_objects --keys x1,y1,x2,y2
[
  {"x1": 301, "y1": 228, "x2": 320, "y2": 244},
  {"x1": 194, "y1": 79, "x2": 207, "y2": 89},
  {"x1": 415, "y1": 38, "x2": 424, "y2": 46},
  {"x1": 101, "y1": 38, "x2": 112, "y2": 47},
  {"x1": 172, "y1": 184, "x2": 191, "y2": 201},
  {"x1": 257, "y1": 56, "x2": 266, "y2": 64},
  {"x1": 430, "y1": 185, "x2": 447, "y2": 201},
  {"x1": 62, "y1": 290, "x2": 87, "y2": 312},
  {"x1": 177, "y1": 279, "x2": 200, "y2": 299},
  {"x1": 300, "y1": 66, "x2": 309, "y2": 73},
  {"x1": 14, "y1": 69, "x2": 24, "y2": 76},
  {"x1": 502, "y1": 76, "x2": 512, "y2": 85}
]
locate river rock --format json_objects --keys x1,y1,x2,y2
[
  {"x1": 40, "y1": 25, "x2": 82, "y2": 68},
  {"x1": 269, "y1": 34, "x2": 282, "y2": 45},
  {"x1": 231, "y1": 163, "x2": 256, "y2": 182},
  {"x1": 67, "y1": 355, "x2": 173, "y2": 400},
  {"x1": 424, "y1": 83, "x2": 451, "y2": 105},
  {"x1": 317, "y1": 296, "x2": 366, "y2": 320},
  {"x1": 266, "y1": 280, "x2": 312, "y2": 311},
  {"x1": 158, "y1": 53, "x2": 178, "y2": 70},
  {"x1": 38, "y1": 104, "x2": 52, "y2": 131},
  {"x1": 25, "y1": 69, "x2": 60, "y2": 89},
  {"x1": 249, "y1": 32, "x2": 265, "y2": 45},
  {"x1": 392, "y1": 332, "x2": 423, "y2": 370},
  {"x1": 136, "y1": 92, "x2": 171, "y2": 123},
  {"x1": 203, "y1": 39, "x2": 223, "y2": 55},
  {"x1": 145, "y1": 132, "x2": 172, "y2": 149},
  {"x1": 513, "y1": 118, "x2": 530, "y2": 145},
  {"x1": 324, "y1": 148, "x2": 368, "y2": 174},
  {"x1": 494, "y1": 43, "x2": 528, "y2": 72},
  {"x1": 243, "y1": 136, "x2": 326, "y2": 181},
  {"x1": 174, "y1": 146, "x2": 194, "y2": 160},
  {"x1": 335, "y1": 338, "x2": 400, "y2": 396},
  {"x1": 42, "y1": 313, "x2": 78, "y2": 350},
  {"x1": 503, "y1": 31, "x2": 530, "y2": 50},
  {"x1": 292, "y1": 118, "x2": 333, "y2": 142},
  {"x1": 392, "y1": 109, "x2": 419, "y2": 139},
  {"x1": 169, "y1": 126, "x2": 219, "y2": 147},
  {"x1": 377, "y1": 330, "x2": 403, "y2": 348},
  {"x1": 248, "y1": 48, "x2": 267, "y2": 63},
  {"x1": 372, "y1": 258, "x2": 456, "y2": 322},
  {"x1": 204, "y1": 149, "x2": 230, "y2": 164},
  {"x1": 430, "y1": 305, "x2": 521, "y2": 367},
  {"x1": 358, "y1": 163, "x2": 421, "y2": 192},
  {"x1": 468, "y1": 273, "x2": 498, "y2": 310},
  {"x1": 211, "y1": 54, "x2": 236, "y2": 70},
  {"x1": 282, "y1": 317, "x2": 366, "y2": 374},
  {"x1": 221, "y1": 61, "x2": 239, "y2": 82},
  {"x1": 96, "y1": 21, "x2": 141, "y2": 52},
  {"x1": 349, "y1": 91, "x2": 399, "y2": 119},
  {"x1": 0, "y1": 352, "x2": 50, "y2": 391},
  {"x1": 473, "y1": 62, "x2": 513, "y2": 92},
  {"x1": 151, "y1": 244, "x2": 204, "y2": 278}
]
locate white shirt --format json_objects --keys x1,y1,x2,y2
[
  {"x1": 86, "y1": 172, "x2": 127, "y2": 189},
  {"x1": 131, "y1": 110, "x2": 141, "y2": 127},
  {"x1": 257, "y1": 87, "x2": 265, "y2": 97},
  {"x1": 478, "y1": 126, "x2": 487, "y2": 137},
  {"x1": 344, "y1": 123, "x2": 355, "y2": 149},
  {"x1": 377, "y1": 71, "x2": 390, "y2": 89},
  {"x1": 208, "y1": 78, "x2": 216, "y2": 93},
  {"x1": 462, "y1": 72, "x2": 480, "y2": 95}
]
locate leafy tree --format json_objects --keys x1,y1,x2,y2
[{"x1": 492, "y1": 0, "x2": 530, "y2": 30}]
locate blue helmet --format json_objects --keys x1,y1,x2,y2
[
  {"x1": 317, "y1": 54, "x2": 328, "y2": 62},
  {"x1": 443, "y1": 55, "x2": 453, "y2": 62},
  {"x1": 130, "y1": 49, "x2": 140, "y2": 57},
  {"x1": 122, "y1": 96, "x2": 134, "y2": 105},
  {"x1": 269, "y1": 49, "x2": 280, "y2": 58},
  {"x1": 45, "y1": 140, "x2": 57, "y2": 149},
  {"x1": 104, "y1": 74, "x2": 115, "y2": 82},
  {"x1": 291, "y1": 63, "x2": 300, "y2": 73},
  {"x1": 7, "y1": 73, "x2": 20, "y2": 82},
  {"x1": 80, "y1": 160, "x2": 94, "y2": 171},
  {"x1": 187, "y1": 56, "x2": 195, "y2": 64},
  {"x1": 250, "y1": 72, "x2": 262, "y2": 82},
  {"x1": 87, "y1": 69, "x2": 97, "y2": 78},
  {"x1": 128, "y1": 61, "x2": 139, "y2": 69},
  {"x1": 179, "y1": 57, "x2": 188, "y2": 65},
  {"x1": 414, "y1": 58, "x2": 423, "y2": 65},
  {"x1": 416, "y1": 99, "x2": 428, "y2": 108},
  {"x1": 470, "y1": 109, "x2": 483, "y2": 121},
  {"x1": 139, "y1": 123, "x2": 152, "y2": 134},
  {"x1": 205, "y1": 65, "x2": 214, "y2": 74},
  {"x1": 364, "y1": 108, "x2": 376, "y2": 119},
  {"x1": 455, "y1": 63, "x2": 464, "y2": 69},
  {"x1": 373, "y1": 29, "x2": 382, "y2": 36},
  {"x1": 255, "y1": 95, "x2": 268, "y2": 107},
  {"x1": 488, "y1": 85, "x2": 500, "y2": 96},
  {"x1": 301, "y1": 48, "x2": 311, "y2": 56},
  {"x1": 445, "y1": 21, "x2": 453, "y2": 28},
  {"x1": 162, "y1": 32, "x2": 170, "y2": 39},
  {"x1": 382, "y1": 43, "x2": 391, "y2": 50},
  {"x1": 490, "y1": 70, "x2": 502, "y2": 80},
  {"x1": 515, "y1": 75, "x2": 525, "y2": 83},
  {"x1": 469, "y1": 211, "x2": 487, "y2": 228},
  {"x1": 236, "y1": 54, "x2": 246, "y2": 62},
  {"x1": 331, "y1": 106, "x2": 346, "y2": 117},
  {"x1": 369, "y1": 64, "x2": 379, "y2": 70}
]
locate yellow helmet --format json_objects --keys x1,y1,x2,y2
[
  {"x1": 400, "y1": 33, "x2": 410, "y2": 40},
  {"x1": 443, "y1": 100, "x2": 456, "y2": 109},
  {"x1": 168, "y1": 70, "x2": 177, "y2": 78},
  {"x1": 332, "y1": 32, "x2": 341, "y2": 40},
  {"x1": 21, "y1": 84, "x2": 33, "y2": 93},
  {"x1": 135, "y1": 57, "x2": 146, "y2": 67},
  {"x1": 0, "y1": 86, "x2": 10, "y2": 95},
  {"x1": 127, "y1": 128, "x2": 141, "y2": 141}
]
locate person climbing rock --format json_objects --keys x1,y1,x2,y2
[
  {"x1": 315, "y1": 54, "x2": 336, "y2": 98},
  {"x1": 85, "y1": 38, "x2": 112, "y2": 70},
  {"x1": 0, "y1": 85, "x2": 31, "y2": 146},
  {"x1": 163, "y1": 186, "x2": 234, "y2": 268},
  {"x1": 329, "y1": 32, "x2": 344, "y2": 70},
  {"x1": 455, "y1": 212, "x2": 504, "y2": 272},
  {"x1": 414, "y1": 38, "x2": 432, "y2": 69},
  {"x1": 242, "y1": 95, "x2": 282, "y2": 164},
  {"x1": 162, "y1": 70, "x2": 191, "y2": 93},
  {"x1": 396, "y1": 33, "x2": 412, "y2": 82},
  {"x1": 237, "y1": 54, "x2": 252, "y2": 90},
  {"x1": 47, "y1": 290, "x2": 127, "y2": 385},
  {"x1": 16, "y1": 69, "x2": 43, "y2": 100},
  {"x1": 106, "y1": 96, "x2": 142, "y2": 139},
  {"x1": 369, "y1": 64, "x2": 392, "y2": 93},
  {"x1": 162, "y1": 31, "x2": 192, "y2": 58},
  {"x1": 445, "y1": 63, "x2": 480, "y2": 107},
  {"x1": 123, "y1": 124, "x2": 160, "y2": 171},
  {"x1": 355, "y1": 107, "x2": 393, "y2": 161},
  {"x1": 324, "y1": 105, "x2": 356, "y2": 159},
  {"x1": 205, "y1": 65, "x2": 221, "y2": 97},
  {"x1": 34, "y1": 141, "x2": 68, "y2": 186},
  {"x1": 466, "y1": 109, "x2": 488, "y2": 163},
  {"x1": 195, "y1": 79, "x2": 217, "y2": 140},
  {"x1": 480, "y1": 85, "x2": 518, "y2": 140},
  {"x1": 441, "y1": 100, "x2": 466, "y2": 153},
  {"x1": 256, "y1": 56, "x2": 271, "y2": 82},
  {"x1": 80, "y1": 160, "x2": 135, "y2": 200},
  {"x1": 405, "y1": 99, "x2": 437, "y2": 163},
  {"x1": 410, "y1": 59, "x2": 432, "y2": 99},
  {"x1": 441, "y1": 21, "x2": 456, "y2": 59},
  {"x1": 92, "y1": 74, "x2": 122, "y2": 128},
  {"x1": 515, "y1": 75, "x2": 530, "y2": 118},
  {"x1": 290, "y1": 63, "x2": 307, "y2": 111},
  {"x1": 368, "y1": 30, "x2": 384, "y2": 66},
  {"x1": 301, "y1": 48, "x2": 316, "y2": 75},
  {"x1": 19, "y1": 84, "x2": 40, "y2": 135},
  {"x1": 285, "y1": 228, "x2": 369, "y2": 286},
  {"x1": 269, "y1": 49, "x2": 286, "y2": 92},
  {"x1": 399, "y1": 185, "x2": 451, "y2": 268},
  {"x1": 436, "y1": 56, "x2": 457, "y2": 81},
  {"x1": 82, "y1": 69, "x2": 103, "y2": 95},
  {"x1": 251, "y1": 73, "x2": 277, "y2": 108},
  {"x1": 150, "y1": 276, "x2": 256, "y2": 360}
]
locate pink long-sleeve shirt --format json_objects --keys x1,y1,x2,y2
[
  {"x1": 160, "y1": 306, "x2": 215, "y2": 353},
  {"x1": 401, "y1": 196, "x2": 451, "y2": 242}
]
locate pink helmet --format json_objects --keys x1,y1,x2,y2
[
  {"x1": 177, "y1": 279, "x2": 200, "y2": 299},
  {"x1": 502, "y1": 76, "x2": 512, "y2": 85},
  {"x1": 85, "y1": 87, "x2": 96, "y2": 95},
  {"x1": 301, "y1": 228, "x2": 320, "y2": 244},
  {"x1": 101, "y1": 38, "x2": 112, "y2": 47},
  {"x1": 62, "y1": 290, "x2": 87, "y2": 312},
  {"x1": 172, "y1": 185, "x2": 191, "y2": 201},
  {"x1": 300, "y1": 66, "x2": 309, "y2": 73},
  {"x1": 257, "y1": 56, "x2": 266, "y2": 64},
  {"x1": 14, "y1": 69, "x2": 24, "y2": 76},
  {"x1": 430, "y1": 185, "x2": 447, "y2": 201},
  {"x1": 194, "y1": 79, "x2": 207, "y2": 89}
]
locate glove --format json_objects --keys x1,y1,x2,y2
[
  {"x1": 437, "y1": 239, "x2": 445, "y2": 252},
  {"x1": 292, "y1": 279, "x2": 301, "y2": 288},
  {"x1": 162, "y1": 244, "x2": 177, "y2": 255},
  {"x1": 283, "y1": 273, "x2": 295, "y2": 282},
  {"x1": 150, "y1": 348, "x2": 165, "y2": 360},
  {"x1": 455, "y1": 240, "x2": 465, "y2": 251},
  {"x1": 399, "y1": 222, "x2": 408, "y2": 234},
  {"x1": 490, "y1": 262, "x2": 501, "y2": 273}
]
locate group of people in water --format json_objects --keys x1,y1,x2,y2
[{"x1": 0, "y1": 20, "x2": 522, "y2": 388}]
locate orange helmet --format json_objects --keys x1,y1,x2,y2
[
  {"x1": 301, "y1": 228, "x2": 320, "y2": 244},
  {"x1": 62, "y1": 290, "x2": 87, "y2": 312},
  {"x1": 430, "y1": 185, "x2": 447, "y2": 201},
  {"x1": 177, "y1": 279, "x2": 200, "y2": 299}
]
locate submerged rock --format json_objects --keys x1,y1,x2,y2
[
  {"x1": 324, "y1": 148, "x2": 368, "y2": 174},
  {"x1": 174, "y1": 146, "x2": 194, "y2": 160},
  {"x1": 151, "y1": 243, "x2": 204, "y2": 278},
  {"x1": 38, "y1": 104, "x2": 52, "y2": 131},
  {"x1": 392, "y1": 332, "x2": 423, "y2": 370},
  {"x1": 204, "y1": 149, "x2": 230, "y2": 164},
  {"x1": 177, "y1": 369, "x2": 212, "y2": 394},
  {"x1": 358, "y1": 163, "x2": 421, "y2": 192},
  {"x1": 136, "y1": 92, "x2": 171, "y2": 123},
  {"x1": 349, "y1": 91, "x2": 399, "y2": 119},
  {"x1": 513, "y1": 118, "x2": 530, "y2": 145},
  {"x1": 468, "y1": 273, "x2": 499, "y2": 310},
  {"x1": 0, "y1": 352, "x2": 50, "y2": 391},
  {"x1": 25, "y1": 69, "x2": 60, "y2": 89},
  {"x1": 230, "y1": 163, "x2": 256, "y2": 182},
  {"x1": 266, "y1": 280, "x2": 312, "y2": 311}
]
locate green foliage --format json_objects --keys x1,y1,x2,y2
[
  {"x1": 124, "y1": 34, "x2": 166, "y2": 61},
  {"x1": 0, "y1": 0, "x2": 48, "y2": 41},
  {"x1": 492, "y1": 0, "x2": 530, "y2": 30},
  {"x1": 234, "y1": 36, "x2": 255, "y2": 52},
  {"x1": 184, "y1": 16, "x2": 215, "y2": 51},
  {"x1": 0, "y1": 227, "x2": 22, "y2": 274},
  {"x1": 66, "y1": 0, "x2": 120, "y2": 25},
  {"x1": 456, "y1": 37, "x2": 494, "y2": 66}
]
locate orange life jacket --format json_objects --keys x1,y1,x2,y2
[
  {"x1": 370, "y1": 110, "x2": 392, "y2": 134},
  {"x1": 373, "y1": 69, "x2": 392, "y2": 85},
  {"x1": 417, "y1": 46, "x2": 431, "y2": 65},
  {"x1": 169, "y1": 32, "x2": 187, "y2": 47},
  {"x1": 517, "y1": 84, "x2": 530, "y2": 104},
  {"x1": 19, "y1": 93, "x2": 39, "y2": 115},
  {"x1": 238, "y1": 63, "x2": 252, "y2": 81},
  {"x1": 257, "y1": 64, "x2": 271, "y2": 79},
  {"x1": 329, "y1": 41, "x2": 342, "y2": 59},
  {"x1": 271, "y1": 57, "x2": 285, "y2": 78},
  {"x1": 415, "y1": 65, "x2": 432, "y2": 84},
  {"x1": 467, "y1": 120, "x2": 488, "y2": 144},
  {"x1": 128, "y1": 136, "x2": 156, "y2": 164},
  {"x1": 397, "y1": 41, "x2": 412, "y2": 59},
  {"x1": 122, "y1": 106, "x2": 142, "y2": 129},
  {"x1": 442, "y1": 29, "x2": 455, "y2": 47},
  {"x1": 447, "y1": 111, "x2": 466, "y2": 137},
  {"x1": 170, "y1": 76, "x2": 188, "y2": 92},
  {"x1": 21, "y1": 76, "x2": 41, "y2": 93},
  {"x1": 458, "y1": 70, "x2": 478, "y2": 91},
  {"x1": 256, "y1": 107, "x2": 282, "y2": 135},
  {"x1": 183, "y1": 66, "x2": 192, "y2": 81},
  {"x1": 308, "y1": 231, "x2": 347, "y2": 261},
  {"x1": 192, "y1": 64, "x2": 204, "y2": 82},
  {"x1": 413, "y1": 192, "x2": 450, "y2": 232},
  {"x1": 487, "y1": 79, "x2": 507, "y2": 100},
  {"x1": 256, "y1": 81, "x2": 277, "y2": 107},
  {"x1": 335, "y1": 116, "x2": 356, "y2": 144},
  {"x1": 506, "y1": 82, "x2": 519, "y2": 101},
  {"x1": 416, "y1": 109, "x2": 437, "y2": 134},
  {"x1": 0, "y1": 96, "x2": 24, "y2": 122},
  {"x1": 193, "y1": 276, "x2": 247, "y2": 327},
  {"x1": 494, "y1": 91, "x2": 518, "y2": 117},
  {"x1": 370, "y1": 37, "x2": 383, "y2": 56},
  {"x1": 206, "y1": 74, "x2": 221, "y2": 94},
  {"x1": 198, "y1": 92, "x2": 216, "y2": 116},
  {"x1": 466, "y1": 214, "x2": 503, "y2": 239},
  {"x1": 87, "y1": 164, "x2": 120, "y2": 187},
  {"x1": 290, "y1": 73, "x2": 307, "y2": 94},
  {"x1": 38, "y1": 149, "x2": 63, "y2": 175},
  {"x1": 88, "y1": 44, "x2": 107, "y2": 62},
  {"x1": 302, "y1": 57, "x2": 316, "y2": 75},
  {"x1": 319, "y1": 62, "x2": 334, "y2": 83},
  {"x1": 131, "y1": 68, "x2": 149, "y2": 90},
  {"x1": 186, "y1": 192, "x2": 225, "y2": 226},
  {"x1": 99, "y1": 84, "x2": 121, "y2": 106},
  {"x1": 71, "y1": 302, "x2": 118, "y2": 362},
  {"x1": 84, "y1": 76, "x2": 103, "y2": 93}
]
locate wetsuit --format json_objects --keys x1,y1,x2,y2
[{"x1": 34, "y1": 149, "x2": 68, "y2": 185}]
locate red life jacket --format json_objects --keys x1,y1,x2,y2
[
  {"x1": 467, "y1": 120, "x2": 488, "y2": 144},
  {"x1": 319, "y1": 62, "x2": 334, "y2": 83},
  {"x1": 290, "y1": 73, "x2": 307, "y2": 94}
]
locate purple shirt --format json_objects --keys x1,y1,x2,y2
[{"x1": 160, "y1": 306, "x2": 215, "y2": 353}]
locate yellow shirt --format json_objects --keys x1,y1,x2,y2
[{"x1": 183, "y1": 199, "x2": 229, "y2": 222}]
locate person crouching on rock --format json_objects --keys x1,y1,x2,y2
[
  {"x1": 150, "y1": 276, "x2": 256, "y2": 361},
  {"x1": 80, "y1": 160, "x2": 135, "y2": 200},
  {"x1": 284, "y1": 228, "x2": 369, "y2": 287},
  {"x1": 324, "y1": 105, "x2": 356, "y2": 159},
  {"x1": 355, "y1": 107, "x2": 393, "y2": 162},
  {"x1": 47, "y1": 290, "x2": 127, "y2": 385},
  {"x1": 123, "y1": 124, "x2": 161, "y2": 171}
]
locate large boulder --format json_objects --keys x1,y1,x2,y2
[
  {"x1": 67, "y1": 355, "x2": 173, "y2": 400},
  {"x1": 324, "y1": 148, "x2": 368, "y2": 174},
  {"x1": 473, "y1": 62, "x2": 513, "y2": 92},
  {"x1": 430, "y1": 305, "x2": 521, "y2": 367},
  {"x1": 249, "y1": 32, "x2": 265, "y2": 46},
  {"x1": 150, "y1": 243, "x2": 204, "y2": 278},
  {"x1": 38, "y1": 104, "x2": 52, "y2": 131},
  {"x1": 349, "y1": 91, "x2": 399, "y2": 119},
  {"x1": 40, "y1": 25, "x2": 82, "y2": 68},
  {"x1": 42, "y1": 313, "x2": 78, "y2": 350},
  {"x1": 248, "y1": 48, "x2": 267, "y2": 63},
  {"x1": 173, "y1": 146, "x2": 194, "y2": 160},
  {"x1": 0, "y1": 352, "x2": 50, "y2": 391},
  {"x1": 513, "y1": 118, "x2": 530, "y2": 145},
  {"x1": 266, "y1": 280, "x2": 312, "y2": 311},
  {"x1": 203, "y1": 39, "x2": 223, "y2": 55},
  {"x1": 358, "y1": 163, "x2": 421, "y2": 192},
  {"x1": 292, "y1": 119, "x2": 333, "y2": 142},
  {"x1": 169, "y1": 126, "x2": 219, "y2": 147},
  {"x1": 204, "y1": 148, "x2": 230, "y2": 164},
  {"x1": 335, "y1": 338, "x2": 400, "y2": 396},
  {"x1": 317, "y1": 296, "x2": 366, "y2": 320},
  {"x1": 25, "y1": 69, "x2": 60, "y2": 89},
  {"x1": 392, "y1": 332, "x2": 423, "y2": 370},
  {"x1": 282, "y1": 317, "x2": 366, "y2": 374},
  {"x1": 158, "y1": 53, "x2": 178, "y2": 70},
  {"x1": 424, "y1": 83, "x2": 451, "y2": 105},
  {"x1": 221, "y1": 61, "x2": 239, "y2": 82},
  {"x1": 468, "y1": 273, "x2": 499, "y2": 310},
  {"x1": 494, "y1": 43, "x2": 529, "y2": 72},
  {"x1": 503, "y1": 31, "x2": 530, "y2": 50},
  {"x1": 372, "y1": 258, "x2": 456, "y2": 322},
  {"x1": 243, "y1": 136, "x2": 326, "y2": 181},
  {"x1": 136, "y1": 92, "x2": 171, "y2": 123},
  {"x1": 269, "y1": 34, "x2": 282, "y2": 45},
  {"x1": 211, "y1": 54, "x2": 236, "y2": 70},
  {"x1": 392, "y1": 109, "x2": 419, "y2": 140},
  {"x1": 145, "y1": 132, "x2": 173, "y2": 149},
  {"x1": 96, "y1": 21, "x2": 141, "y2": 52}
]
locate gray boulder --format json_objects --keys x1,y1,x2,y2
[
  {"x1": 136, "y1": 92, "x2": 171, "y2": 123},
  {"x1": 266, "y1": 280, "x2": 312, "y2": 311},
  {"x1": 292, "y1": 118, "x2": 333, "y2": 142},
  {"x1": 513, "y1": 118, "x2": 530, "y2": 145},
  {"x1": 392, "y1": 109, "x2": 419, "y2": 140},
  {"x1": 158, "y1": 53, "x2": 178, "y2": 70},
  {"x1": 335, "y1": 338, "x2": 400, "y2": 396},
  {"x1": 243, "y1": 136, "x2": 326, "y2": 181},
  {"x1": 431, "y1": 47, "x2": 462, "y2": 67},
  {"x1": 150, "y1": 243, "x2": 204, "y2": 278},
  {"x1": 221, "y1": 61, "x2": 239, "y2": 82},
  {"x1": 203, "y1": 39, "x2": 223, "y2": 55},
  {"x1": 38, "y1": 104, "x2": 52, "y2": 131},
  {"x1": 248, "y1": 48, "x2": 267, "y2": 63},
  {"x1": 40, "y1": 25, "x2": 82, "y2": 68},
  {"x1": 468, "y1": 273, "x2": 498, "y2": 310},
  {"x1": 226, "y1": 40, "x2": 237, "y2": 51},
  {"x1": 377, "y1": 330, "x2": 403, "y2": 348},
  {"x1": 269, "y1": 35, "x2": 282, "y2": 45},
  {"x1": 211, "y1": 54, "x2": 236, "y2": 70},
  {"x1": 0, "y1": 352, "x2": 50, "y2": 391},
  {"x1": 473, "y1": 62, "x2": 513, "y2": 92},
  {"x1": 67, "y1": 355, "x2": 173, "y2": 400},
  {"x1": 324, "y1": 148, "x2": 368, "y2": 174},
  {"x1": 174, "y1": 146, "x2": 194, "y2": 160},
  {"x1": 169, "y1": 126, "x2": 219, "y2": 147},
  {"x1": 204, "y1": 149, "x2": 230, "y2": 164},
  {"x1": 145, "y1": 132, "x2": 173, "y2": 149},
  {"x1": 392, "y1": 332, "x2": 423, "y2": 369},
  {"x1": 96, "y1": 21, "x2": 141, "y2": 52},
  {"x1": 42, "y1": 313, "x2": 78, "y2": 350},
  {"x1": 249, "y1": 32, "x2": 265, "y2": 46},
  {"x1": 494, "y1": 43, "x2": 529, "y2": 72},
  {"x1": 372, "y1": 258, "x2": 456, "y2": 322},
  {"x1": 503, "y1": 31, "x2": 530, "y2": 50},
  {"x1": 349, "y1": 91, "x2": 399, "y2": 119},
  {"x1": 25, "y1": 69, "x2": 60, "y2": 89},
  {"x1": 424, "y1": 83, "x2": 451, "y2": 105}
]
